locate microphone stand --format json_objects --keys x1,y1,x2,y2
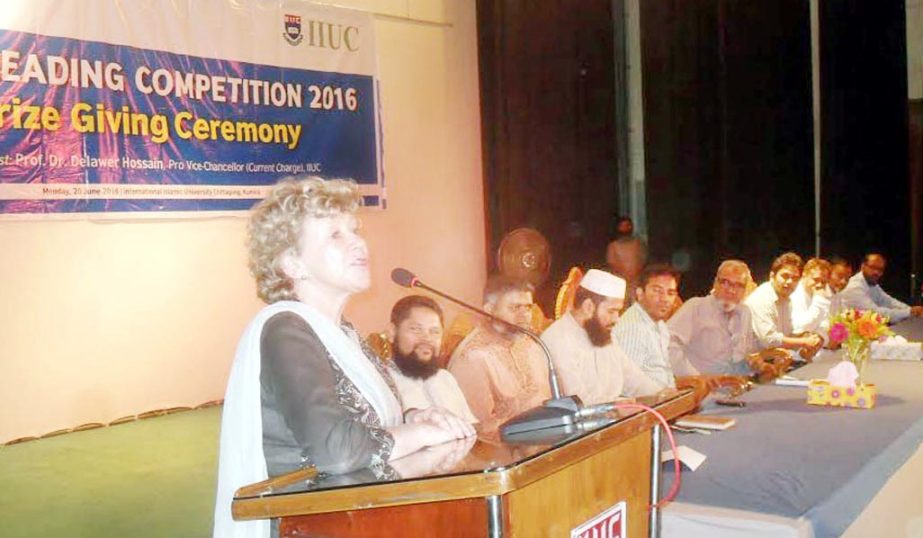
[{"x1": 399, "y1": 274, "x2": 586, "y2": 436}]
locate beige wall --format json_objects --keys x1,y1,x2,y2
[{"x1": 0, "y1": 0, "x2": 486, "y2": 443}]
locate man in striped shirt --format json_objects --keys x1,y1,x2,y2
[{"x1": 613, "y1": 264, "x2": 712, "y2": 400}]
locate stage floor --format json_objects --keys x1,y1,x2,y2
[{"x1": 0, "y1": 406, "x2": 220, "y2": 538}]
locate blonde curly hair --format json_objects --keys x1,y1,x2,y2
[{"x1": 248, "y1": 176, "x2": 363, "y2": 303}]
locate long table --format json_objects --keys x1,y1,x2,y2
[{"x1": 662, "y1": 317, "x2": 923, "y2": 538}]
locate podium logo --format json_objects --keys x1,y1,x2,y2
[
  {"x1": 284, "y1": 14, "x2": 303, "y2": 45},
  {"x1": 571, "y1": 501, "x2": 626, "y2": 538}
]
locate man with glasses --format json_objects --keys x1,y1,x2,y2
[
  {"x1": 448, "y1": 275, "x2": 551, "y2": 433},
  {"x1": 840, "y1": 253, "x2": 923, "y2": 322},
  {"x1": 667, "y1": 260, "x2": 758, "y2": 376}
]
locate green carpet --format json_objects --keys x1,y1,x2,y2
[{"x1": 0, "y1": 407, "x2": 221, "y2": 538}]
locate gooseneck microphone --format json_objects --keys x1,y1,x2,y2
[
  {"x1": 390, "y1": 267, "x2": 584, "y2": 435},
  {"x1": 390, "y1": 268, "x2": 423, "y2": 292}
]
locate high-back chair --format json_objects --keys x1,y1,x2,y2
[
  {"x1": 554, "y1": 266, "x2": 584, "y2": 319},
  {"x1": 441, "y1": 311, "x2": 476, "y2": 367},
  {"x1": 365, "y1": 332, "x2": 392, "y2": 361}
]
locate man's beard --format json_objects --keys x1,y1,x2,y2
[
  {"x1": 719, "y1": 300, "x2": 737, "y2": 313},
  {"x1": 583, "y1": 315, "x2": 613, "y2": 347},
  {"x1": 392, "y1": 347, "x2": 441, "y2": 380}
]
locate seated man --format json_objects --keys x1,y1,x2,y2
[
  {"x1": 828, "y1": 257, "x2": 853, "y2": 294},
  {"x1": 668, "y1": 260, "x2": 757, "y2": 376},
  {"x1": 448, "y1": 276, "x2": 551, "y2": 432},
  {"x1": 541, "y1": 269, "x2": 661, "y2": 405},
  {"x1": 791, "y1": 257, "x2": 833, "y2": 335},
  {"x1": 825, "y1": 256, "x2": 854, "y2": 323},
  {"x1": 613, "y1": 264, "x2": 717, "y2": 399},
  {"x1": 744, "y1": 252, "x2": 823, "y2": 358},
  {"x1": 386, "y1": 295, "x2": 477, "y2": 424},
  {"x1": 840, "y1": 253, "x2": 923, "y2": 322},
  {"x1": 820, "y1": 257, "x2": 852, "y2": 349}
]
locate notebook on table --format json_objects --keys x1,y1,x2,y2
[{"x1": 673, "y1": 414, "x2": 737, "y2": 431}]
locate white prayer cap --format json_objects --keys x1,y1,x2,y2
[{"x1": 579, "y1": 269, "x2": 626, "y2": 299}]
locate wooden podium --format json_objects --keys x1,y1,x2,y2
[{"x1": 232, "y1": 392, "x2": 694, "y2": 537}]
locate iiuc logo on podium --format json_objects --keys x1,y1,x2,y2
[{"x1": 571, "y1": 501, "x2": 626, "y2": 538}]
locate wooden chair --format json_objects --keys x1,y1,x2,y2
[
  {"x1": 441, "y1": 312, "x2": 476, "y2": 367},
  {"x1": 366, "y1": 332, "x2": 392, "y2": 361},
  {"x1": 530, "y1": 303, "x2": 552, "y2": 332},
  {"x1": 554, "y1": 266, "x2": 584, "y2": 319}
]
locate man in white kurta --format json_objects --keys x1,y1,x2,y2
[
  {"x1": 388, "y1": 368, "x2": 477, "y2": 424},
  {"x1": 542, "y1": 269, "x2": 661, "y2": 405},
  {"x1": 386, "y1": 295, "x2": 477, "y2": 423}
]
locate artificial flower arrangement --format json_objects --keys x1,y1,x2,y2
[
  {"x1": 805, "y1": 309, "x2": 893, "y2": 409},
  {"x1": 827, "y1": 308, "x2": 893, "y2": 383}
]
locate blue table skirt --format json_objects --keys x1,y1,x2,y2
[{"x1": 666, "y1": 318, "x2": 923, "y2": 537}]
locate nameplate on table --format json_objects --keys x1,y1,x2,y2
[{"x1": 571, "y1": 501, "x2": 626, "y2": 538}]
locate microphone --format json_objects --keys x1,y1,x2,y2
[
  {"x1": 390, "y1": 267, "x2": 418, "y2": 288},
  {"x1": 390, "y1": 267, "x2": 583, "y2": 435}
]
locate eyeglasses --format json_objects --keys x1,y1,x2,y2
[{"x1": 716, "y1": 277, "x2": 746, "y2": 291}]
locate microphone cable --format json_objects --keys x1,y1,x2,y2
[{"x1": 610, "y1": 402, "x2": 682, "y2": 509}]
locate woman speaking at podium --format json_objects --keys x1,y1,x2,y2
[{"x1": 213, "y1": 177, "x2": 473, "y2": 538}]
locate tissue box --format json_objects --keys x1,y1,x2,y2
[
  {"x1": 871, "y1": 342, "x2": 923, "y2": 361},
  {"x1": 806, "y1": 380, "x2": 876, "y2": 409}
]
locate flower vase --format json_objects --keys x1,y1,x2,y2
[{"x1": 846, "y1": 339, "x2": 871, "y2": 385}]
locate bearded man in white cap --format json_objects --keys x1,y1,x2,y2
[{"x1": 541, "y1": 269, "x2": 662, "y2": 405}]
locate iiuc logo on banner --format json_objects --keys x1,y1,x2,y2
[{"x1": 284, "y1": 14, "x2": 303, "y2": 45}]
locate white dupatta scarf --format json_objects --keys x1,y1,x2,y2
[{"x1": 212, "y1": 301, "x2": 402, "y2": 538}]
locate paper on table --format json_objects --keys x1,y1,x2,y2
[
  {"x1": 775, "y1": 375, "x2": 810, "y2": 387},
  {"x1": 662, "y1": 445, "x2": 707, "y2": 471}
]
